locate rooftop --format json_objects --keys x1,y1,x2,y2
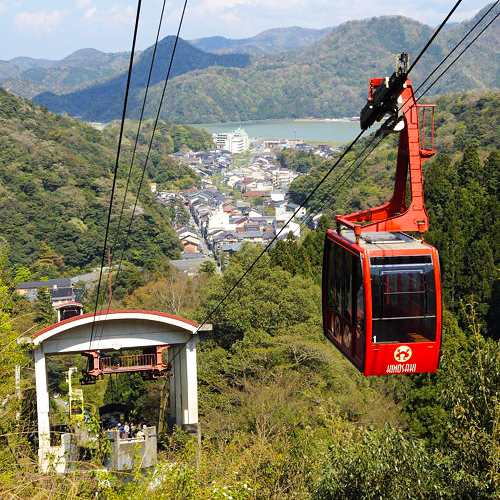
[{"x1": 17, "y1": 278, "x2": 72, "y2": 290}]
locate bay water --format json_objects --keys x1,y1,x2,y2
[{"x1": 190, "y1": 119, "x2": 360, "y2": 144}]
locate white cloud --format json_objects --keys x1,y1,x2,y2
[
  {"x1": 77, "y1": 0, "x2": 91, "y2": 7},
  {"x1": 81, "y1": 4, "x2": 135, "y2": 27},
  {"x1": 14, "y1": 10, "x2": 65, "y2": 33},
  {"x1": 84, "y1": 7, "x2": 96, "y2": 20},
  {"x1": 0, "y1": 2, "x2": 6, "y2": 16}
]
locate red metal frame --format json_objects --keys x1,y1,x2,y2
[
  {"x1": 322, "y1": 75, "x2": 442, "y2": 376},
  {"x1": 337, "y1": 79, "x2": 436, "y2": 237},
  {"x1": 81, "y1": 345, "x2": 171, "y2": 382}
]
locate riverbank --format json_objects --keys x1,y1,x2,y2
[{"x1": 293, "y1": 117, "x2": 359, "y2": 123}]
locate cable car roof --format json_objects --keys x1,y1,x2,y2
[{"x1": 335, "y1": 230, "x2": 430, "y2": 251}]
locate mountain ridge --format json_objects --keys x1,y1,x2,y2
[
  {"x1": 26, "y1": 5, "x2": 500, "y2": 123},
  {"x1": 32, "y1": 36, "x2": 250, "y2": 121},
  {"x1": 189, "y1": 26, "x2": 332, "y2": 55}
]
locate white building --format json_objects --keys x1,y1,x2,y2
[
  {"x1": 213, "y1": 128, "x2": 250, "y2": 154},
  {"x1": 272, "y1": 168, "x2": 298, "y2": 188}
]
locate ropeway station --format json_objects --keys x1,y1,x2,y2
[{"x1": 30, "y1": 309, "x2": 210, "y2": 472}]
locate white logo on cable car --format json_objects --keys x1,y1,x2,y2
[{"x1": 394, "y1": 345, "x2": 412, "y2": 363}]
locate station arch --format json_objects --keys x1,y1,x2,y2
[{"x1": 31, "y1": 309, "x2": 207, "y2": 472}]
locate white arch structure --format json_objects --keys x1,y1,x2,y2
[{"x1": 32, "y1": 309, "x2": 208, "y2": 472}]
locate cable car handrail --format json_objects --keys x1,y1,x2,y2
[{"x1": 101, "y1": 353, "x2": 156, "y2": 369}]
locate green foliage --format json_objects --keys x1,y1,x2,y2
[
  {"x1": 269, "y1": 216, "x2": 331, "y2": 282},
  {"x1": 0, "y1": 246, "x2": 32, "y2": 474},
  {"x1": 425, "y1": 145, "x2": 499, "y2": 334},
  {"x1": 35, "y1": 287, "x2": 56, "y2": 324},
  {"x1": 103, "y1": 373, "x2": 149, "y2": 419},
  {"x1": 0, "y1": 89, "x2": 187, "y2": 271},
  {"x1": 315, "y1": 305, "x2": 498, "y2": 500},
  {"x1": 315, "y1": 425, "x2": 449, "y2": 500},
  {"x1": 197, "y1": 244, "x2": 321, "y2": 348},
  {"x1": 278, "y1": 149, "x2": 323, "y2": 173},
  {"x1": 199, "y1": 260, "x2": 217, "y2": 276}
]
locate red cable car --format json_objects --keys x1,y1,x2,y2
[{"x1": 322, "y1": 55, "x2": 442, "y2": 376}]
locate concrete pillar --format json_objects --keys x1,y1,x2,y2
[
  {"x1": 34, "y1": 346, "x2": 51, "y2": 471},
  {"x1": 168, "y1": 345, "x2": 181, "y2": 428},
  {"x1": 180, "y1": 337, "x2": 198, "y2": 430},
  {"x1": 168, "y1": 338, "x2": 198, "y2": 432}
]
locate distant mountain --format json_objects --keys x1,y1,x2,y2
[
  {"x1": 189, "y1": 26, "x2": 332, "y2": 55},
  {"x1": 33, "y1": 36, "x2": 250, "y2": 121},
  {"x1": 135, "y1": 6, "x2": 500, "y2": 123},
  {"x1": 0, "y1": 49, "x2": 131, "y2": 98},
  {"x1": 31, "y1": 5, "x2": 499, "y2": 123}
]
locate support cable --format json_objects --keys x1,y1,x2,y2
[
  {"x1": 110, "y1": 0, "x2": 169, "y2": 271},
  {"x1": 91, "y1": 0, "x2": 169, "y2": 344},
  {"x1": 413, "y1": 1, "x2": 498, "y2": 99},
  {"x1": 396, "y1": 1, "x2": 499, "y2": 115},
  {"x1": 110, "y1": 0, "x2": 188, "y2": 293},
  {"x1": 407, "y1": 0, "x2": 463, "y2": 75},
  {"x1": 415, "y1": 10, "x2": 499, "y2": 104},
  {"x1": 93, "y1": 0, "x2": 189, "y2": 349},
  {"x1": 88, "y1": 0, "x2": 142, "y2": 349}
]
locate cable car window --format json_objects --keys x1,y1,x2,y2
[
  {"x1": 371, "y1": 262, "x2": 436, "y2": 343},
  {"x1": 324, "y1": 239, "x2": 362, "y2": 347},
  {"x1": 382, "y1": 271, "x2": 425, "y2": 318},
  {"x1": 342, "y1": 250, "x2": 353, "y2": 323}
]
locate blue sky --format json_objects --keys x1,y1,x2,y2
[{"x1": 0, "y1": 0, "x2": 490, "y2": 60}]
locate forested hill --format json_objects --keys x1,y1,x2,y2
[
  {"x1": 0, "y1": 48, "x2": 131, "y2": 99},
  {"x1": 33, "y1": 5, "x2": 499, "y2": 123},
  {"x1": 0, "y1": 88, "x2": 211, "y2": 273},
  {"x1": 33, "y1": 36, "x2": 250, "y2": 122}
]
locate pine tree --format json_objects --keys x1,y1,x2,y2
[
  {"x1": 457, "y1": 142, "x2": 481, "y2": 186},
  {"x1": 35, "y1": 287, "x2": 55, "y2": 324}
]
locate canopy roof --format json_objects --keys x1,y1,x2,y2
[{"x1": 33, "y1": 309, "x2": 201, "y2": 355}]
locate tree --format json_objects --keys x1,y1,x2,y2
[
  {"x1": 425, "y1": 146, "x2": 498, "y2": 335},
  {"x1": 197, "y1": 244, "x2": 321, "y2": 348},
  {"x1": 199, "y1": 260, "x2": 216, "y2": 276},
  {"x1": 35, "y1": 287, "x2": 55, "y2": 325},
  {"x1": 315, "y1": 425, "x2": 448, "y2": 500}
]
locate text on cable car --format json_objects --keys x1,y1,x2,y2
[{"x1": 386, "y1": 363, "x2": 417, "y2": 374}]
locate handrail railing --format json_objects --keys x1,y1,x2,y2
[{"x1": 101, "y1": 353, "x2": 156, "y2": 369}]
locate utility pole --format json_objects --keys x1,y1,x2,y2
[{"x1": 15, "y1": 364, "x2": 21, "y2": 420}]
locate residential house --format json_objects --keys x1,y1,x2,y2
[{"x1": 16, "y1": 278, "x2": 83, "y2": 308}]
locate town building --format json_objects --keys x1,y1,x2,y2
[{"x1": 213, "y1": 128, "x2": 249, "y2": 154}]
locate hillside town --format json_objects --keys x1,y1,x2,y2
[{"x1": 152, "y1": 128, "x2": 341, "y2": 271}]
